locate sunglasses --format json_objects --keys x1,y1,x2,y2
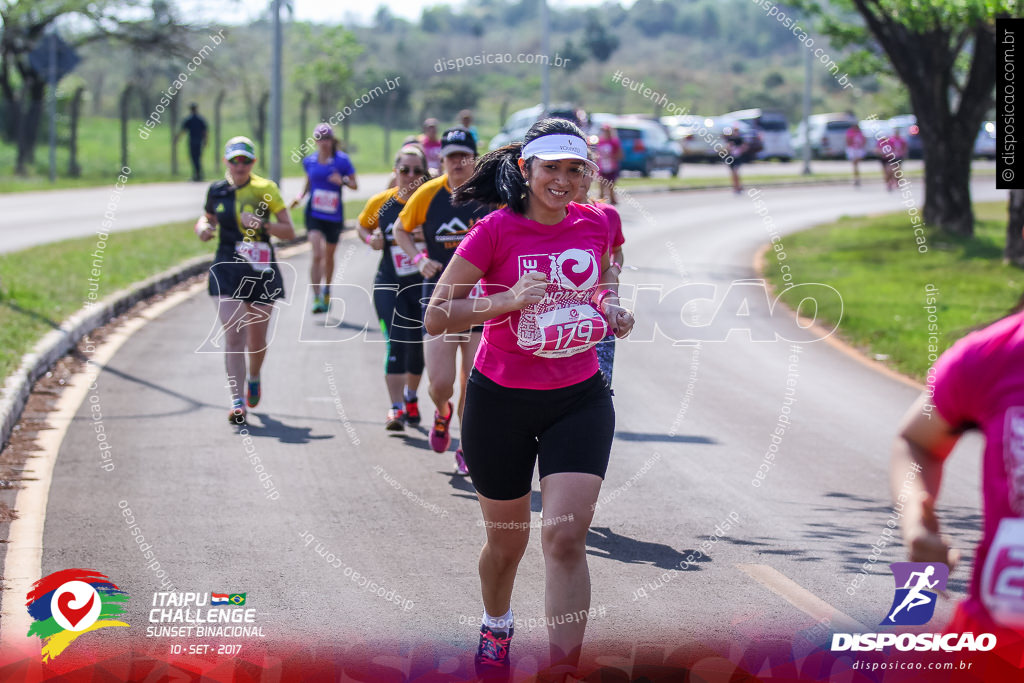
[
  {"x1": 228, "y1": 157, "x2": 253, "y2": 166},
  {"x1": 397, "y1": 165, "x2": 425, "y2": 175}
]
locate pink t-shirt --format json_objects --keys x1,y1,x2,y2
[
  {"x1": 932, "y1": 310, "x2": 1024, "y2": 629},
  {"x1": 593, "y1": 202, "x2": 624, "y2": 253},
  {"x1": 455, "y1": 202, "x2": 612, "y2": 390}
]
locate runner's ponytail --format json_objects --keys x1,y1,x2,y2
[
  {"x1": 454, "y1": 117, "x2": 587, "y2": 215},
  {"x1": 452, "y1": 143, "x2": 527, "y2": 213}
]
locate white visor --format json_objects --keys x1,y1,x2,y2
[{"x1": 521, "y1": 134, "x2": 598, "y2": 172}]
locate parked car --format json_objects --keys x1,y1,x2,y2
[
  {"x1": 887, "y1": 115, "x2": 924, "y2": 159},
  {"x1": 661, "y1": 114, "x2": 720, "y2": 162},
  {"x1": 487, "y1": 103, "x2": 586, "y2": 151},
  {"x1": 612, "y1": 118, "x2": 681, "y2": 176},
  {"x1": 723, "y1": 108, "x2": 794, "y2": 161},
  {"x1": 791, "y1": 112, "x2": 857, "y2": 159},
  {"x1": 974, "y1": 120, "x2": 996, "y2": 159}
]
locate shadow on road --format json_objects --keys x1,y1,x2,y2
[
  {"x1": 799, "y1": 491, "x2": 981, "y2": 595},
  {"x1": 241, "y1": 414, "x2": 334, "y2": 444},
  {"x1": 586, "y1": 526, "x2": 709, "y2": 570}
]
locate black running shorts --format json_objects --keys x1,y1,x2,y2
[
  {"x1": 306, "y1": 214, "x2": 344, "y2": 244},
  {"x1": 460, "y1": 369, "x2": 614, "y2": 500}
]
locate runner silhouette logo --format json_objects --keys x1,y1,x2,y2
[{"x1": 883, "y1": 562, "x2": 949, "y2": 626}]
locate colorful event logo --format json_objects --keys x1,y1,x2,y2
[
  {"x1": 883, "y1": 562, "x2": 949, "y2": 626},
  {"x1": 212, "y1": 592, "x2": 247, "y2": 606},
  {"x1": 26, "y1": 569, "x2": 129, "y2": 661}
]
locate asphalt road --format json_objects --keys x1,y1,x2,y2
[
  {"x1": 3, "y1": 177, "x2": 1008, "y2": 675},
  {"x1": 1, "y1": 158, "x2": 981, "y2": 255}
]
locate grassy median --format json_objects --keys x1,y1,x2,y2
[
  {"x1": 764, "y1": 201, "x2": 1017, "y2": 382},
  {"x1": 0, "y1": 200, "x2": 368, "y2": 382}
]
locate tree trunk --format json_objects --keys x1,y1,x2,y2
[
  {"x1": 300, "y1": 91, "x2": 312, "y2": 147},
  {"x1": 256, "y1": 91, "x2": 269, "y2": 171},
  {"x1": 68, "y1": 86, "x2": 84, "y2": 177},
  {"x1": 170, "y1": 96, "x2": 179, "y2": 176},
  {"x1": 120, "y1": 84, "x2": 133, "y2": 169},
  {"x1": 214, "y1": 90, "x2": 225, "y2": 172},
  {"x1": 1008, "y1": 190, "x2": 1024, "y2": 267},
  {"x1": 15, "y1": 80, "x2": 46, "y2": 174},
  {"x1": 920, "y1": 126, "x2": 975, "y2": 236}
]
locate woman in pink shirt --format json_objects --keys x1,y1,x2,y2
[
  {"x1": 892, "y1": 278, "x2": 1024, "y2": 664},
  {"x1": 425, "y1": 118, "x2": 634, "y2": 678}
]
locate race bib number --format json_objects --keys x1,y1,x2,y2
[
  {"x1": 311, "y1": 188, "x2": 340, "y2": 215},
  {"x1": 391, "y1": 245, "x2": 422, "y2": 277},
  {"x1": 529, "y1": 304, "x2": 608, "y2": 358},
  {"x1": 981, "y1": 517, "x2": 1024, "y2": 627},
  {"x1": 235, "y1": 241, "x2": 272, "y2": 272}
]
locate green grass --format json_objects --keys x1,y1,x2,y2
[
  {"x1": 0, "y1": 117, "x2": 419, "y2": 192},
  {"x1": 0, "y1": 220, "x2": 210, "y2": 379},
  {"x1": 0, "y1": 199, "x2": 387, "y2": 382},
  {"x1": 763, "y1": 201, "x2": 1018, "y2": 382}
]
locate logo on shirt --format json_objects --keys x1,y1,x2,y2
[
  {"x1": 549, "y1": 249, "x2": 599, "y2": 291},
  {"x1": 883, "y1": 562, "x2": 948, "y2": 626},
  {"x1": 435, "y1": 217, "x2": 475, "y2": 245}
]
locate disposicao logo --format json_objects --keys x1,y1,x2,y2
[
  {"x1": 831, "y1": 562, "x2": 997, "y2": 653},
  {"x1": 26, "y1": 569, "x2": 129, "y2": 661},
  {"x1": 883, "y1": 562, "x2": 948, "y2": 626}
]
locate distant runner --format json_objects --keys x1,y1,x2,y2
[
  {"x1": 196, "y1": 136, "x2": 295, "y2": 424},
  {"x1": 291, "y1": 123, "x2": 357, "y2": 314},
  {"x1": 356, "y1": 144, "x2": 432, "y2": 431}
]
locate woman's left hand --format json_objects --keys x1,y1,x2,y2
[
  {"x1": 328, "y1": 171, "x2": 344, "y2": 186},
  {"x1": 603, "y1": 304, "x2": 634, "y2": 338}
]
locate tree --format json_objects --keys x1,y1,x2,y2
[
  {"x1": 1009, "y1": 190, "x2": 1024, "y2": 267},
  {"x1": 292, "y1": 24, "x2": 363, "y2": 124},
  {"x1": 791, "y1": 0, "x2": 1007, "y2": 237},
  {"x1": 582, "y1": 11, "x2": 620, "y2": 63},
  {"x1": 0, "y1": 0, "x2": 198, "y2": 174}
]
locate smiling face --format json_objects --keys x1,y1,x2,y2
[{"x1": 522, "y1": 157, "x2": 586, "y2": 217}]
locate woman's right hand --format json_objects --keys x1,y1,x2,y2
[
  {"x1": 505, "y1": 271, "x2": 548, "y2": 310},
  {"x1": 369, "y1": 229, "x2": 384, "y2": 251},
  {"x1": 906, "y1": 495, "x2": 960, "y2": 571}
]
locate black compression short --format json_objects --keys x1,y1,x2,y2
[{"x1": 460, "y1": 369, "x2": 614, "y2": 500}]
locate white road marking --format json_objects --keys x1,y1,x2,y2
[{"x1": 737, "y1": 563, "x2": 867, "y2": 632}]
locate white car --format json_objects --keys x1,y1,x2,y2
[
  {"x1": 974, "y1": 121, "x2": 996, "y2": 159},
  {"x1": 661, "y1": 114, "x2": 720, "y2": 161}
]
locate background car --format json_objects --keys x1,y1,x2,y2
[
  {"x1": 612, "y1": 117, "x2": 681, "y2": 176},
  {"x1": 487, "y1": 103, "x2": 585, "y2": 151},
  {"x1": 661, "y1": 114, "x2": 720, "y2": 162},
  {"x1": 791, "y1": 112, "x2": 857, "y2": 159},
  {"x1": 974, "y1": 120, "x2": 995, "y2": 159},
  {"x1": 723, "y1": 108, "x2": 793, "y2": 161}
]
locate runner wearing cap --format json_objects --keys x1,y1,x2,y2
[
  {"x1": 574, "y1": 162, "x2": 625, "y2": 387},
  {"x1": 891, "y1": 276, "x2": 1024, "y2": 663},
  {"x1": 426, "y1": 118, "x2": 634, "y2": 677},
  {"x1": 291, "y1": 123, "x2": 357, "y2": 313},
  {"x1": 356, "y1": 144, "x2": 432, "y2": 431},
  {"x1": 393, "y1": 127, "x2": 492, "y2": 475},
  {"x1": 196, "y1": 136, "x2": 295, "y2": 424}
]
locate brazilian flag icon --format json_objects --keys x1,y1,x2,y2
[{"x1": 229, "y1": 593, "x2": 246, "y2": 606}]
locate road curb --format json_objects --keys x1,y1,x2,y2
[
  {"x1": 753, "y1": 243, "x2": 924, "y2": 392},
  {"x1": 0, "y1": 236, "x2": 309, "y2": 452}
]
